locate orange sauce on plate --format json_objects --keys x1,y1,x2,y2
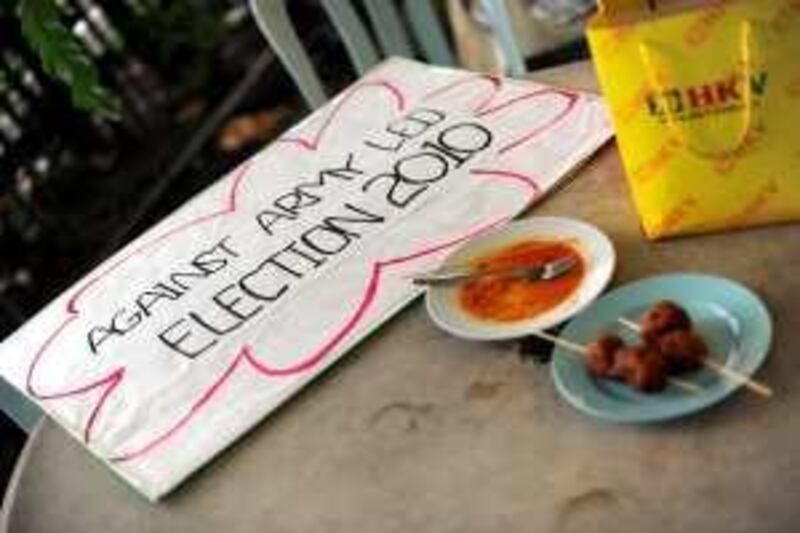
[{"x1": 458, "y1": 239, "x2": 585, "y2": 322}]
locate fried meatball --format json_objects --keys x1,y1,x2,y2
[
  {"x1": 586, "y1": 334, "x2": 624, "y2": 377},
  {"x1": 640, "y1": 300, "x2": 692, "y2": 344},
  {"x1": 657, "y1": 330, "x2": 708, "y2": 373},
  {"x1": 611, "y1": 346, "x2": 668, "y2": 392},
  {"x1": 608, "y1": 345, "x2": 635, "y2": 381}
]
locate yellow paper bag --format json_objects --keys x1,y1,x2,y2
[{"x1": 587, "y1": 0, "x2": 800, "y2": 239}]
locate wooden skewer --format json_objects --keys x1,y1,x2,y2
[
  {"x1": 616, "y1": 317, "x2": 773, "y2": 399},
  {"x1": 533, "y1": 330, "x2": 703, "y2": 395}
]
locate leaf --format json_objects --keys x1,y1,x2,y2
[{"x1": 19, "y1": 0, "x2": 121, "y2": 119}]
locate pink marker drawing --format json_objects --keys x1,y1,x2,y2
[{"x1": 23, "y1": 67, "x2": 591, "y2": 466}]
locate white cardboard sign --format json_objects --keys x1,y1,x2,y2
[{"x1": 0, "y1": 59, "x2": 612, "y2": 500}]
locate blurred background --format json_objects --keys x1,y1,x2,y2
[{"x1": 0, "y1": 0, "x2": 595, "y2": 499}]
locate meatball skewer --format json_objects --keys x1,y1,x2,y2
[
  {"x1": 536, "y1": 330, "x2": 702, "y2": 394},
  {"x1": 618, "y1": 306, "x2": 772, "y2": 398}
]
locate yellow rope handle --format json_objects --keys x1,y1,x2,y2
[{"x1": 638, "y1": 20, "x2": 759, "y2": 160}]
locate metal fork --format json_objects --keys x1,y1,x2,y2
[{"x1": 411, "y1": 256, "x2": 578, "y2": 286}]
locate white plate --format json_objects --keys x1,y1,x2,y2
[{"x1": 425, "y1": 217, "x2": 616, "y2": 340}]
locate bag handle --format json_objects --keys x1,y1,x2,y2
[{"x1": 638, "y1": 20, "x2": 760, "y2": 159}]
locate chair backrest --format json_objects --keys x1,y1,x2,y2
[
  {"x1": 0, "y1": 377, "x2": 41, "y2": 433},
  {"x1": 249, "y1": 0, "x2": 456, "y2": 109},
  {"x1": 477, "y1": 0, "x2": 526, "y2": 77}
]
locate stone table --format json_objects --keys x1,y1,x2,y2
[{"x1": 3, "y1": 61, "x2": 798, "y2": 533}]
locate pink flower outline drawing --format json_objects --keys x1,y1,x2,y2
[{"x1": 24, "y1": 67, "x2": 586, "y2": 463}]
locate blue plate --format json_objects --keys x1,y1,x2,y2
[{"x1": 550, "y1": 274, "x2": 772, "y2": 423}]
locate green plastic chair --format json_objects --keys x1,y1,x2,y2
[
  {"x1": 0, "y1": 376, "x2": 41, "y2": 433},
  {"x1": 478, "y1": 0, "x2": 526, "y2": 77},
  {"x1": 249, "y1": 0, "x2": 458, "y2": 109}
]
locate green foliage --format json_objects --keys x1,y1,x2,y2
[
  {"x1": 17, "y1": 0, "x2": 121, "y2": 119},
  {"x1": 117, "y1": 0, "x2": 228, "y2": 94}
]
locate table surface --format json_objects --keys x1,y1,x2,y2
[{"x1": 4, "y1": 61, "x2": 800, "y2": 533}]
